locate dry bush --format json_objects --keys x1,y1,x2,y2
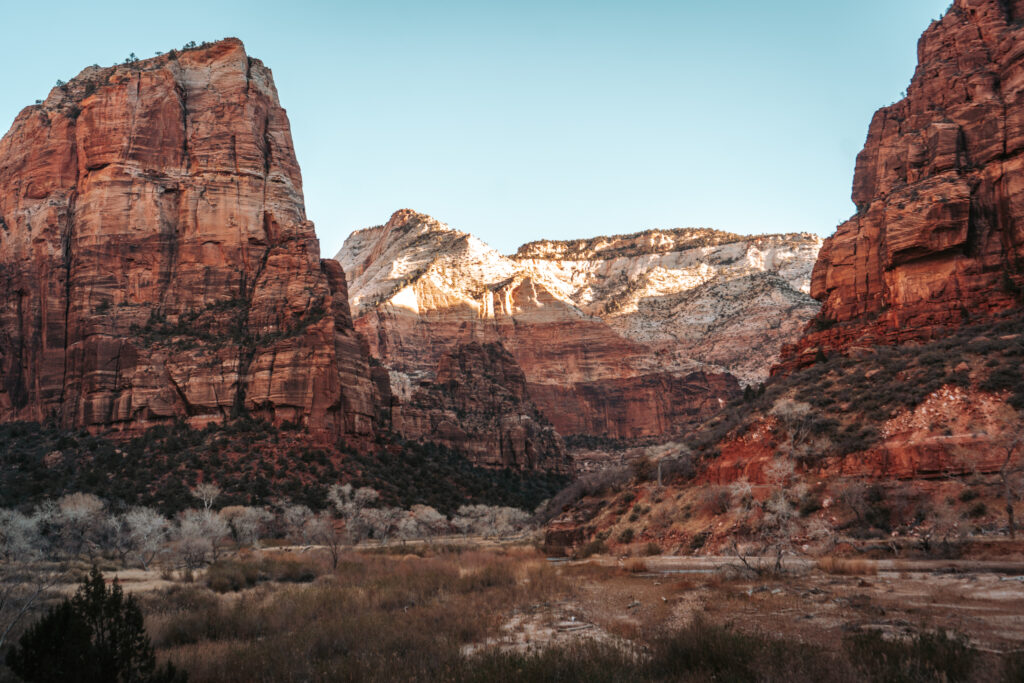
[
  {"x1": 623, "y1": 558, "x2": 648, "y2": 573},
  {"x1": 815, "y1": 556, "x2": 878, "y2": 576},
  {"x1": 143, "y1": 547, "x2": 572, "y2": 682}
]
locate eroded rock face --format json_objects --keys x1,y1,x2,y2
[
  {"x1": 336, "y1": 210, "x2": 819, "y2": 441},
  {"x1": 0, "y1": 39, "x2": 377, "y2": 439},
  {"x1": 397, "y1": 341, "x2": 569, "y2": 472},
  {"x1": 782, "y1": 0, "x2": 1024, "y2": 369}
]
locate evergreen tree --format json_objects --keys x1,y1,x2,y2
[{"x1": 5, "y1": 567, "x2": 184, "y2": 683}]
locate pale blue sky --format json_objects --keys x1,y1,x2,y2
[{"x1": 1, "y1": 1, "x2": 952, "y2": 255}]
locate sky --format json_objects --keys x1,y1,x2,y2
[{"x1": 0, "y1": 0, "x2": 953, "y2": 256}]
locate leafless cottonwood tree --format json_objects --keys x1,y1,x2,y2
[
  {"x1": 111, "y1": 507, "x2": 169, "y2": 569},
  {"x1": 222, "y1": 506, "x2": 274, "y2": 547},
  {"x1": 176, "y1": 509, "x2": 230, "y2": 568},
  {"x1": 999, "y1": 428, "x2": 1024, "y2": 539},
  {"x1": 281, "y1": 504, "x2": 315, "y2": 545},
  {"x1": 304, "y1": 512, "x2": 343, "y2": 569},
  {"x1": 191, "y1": 483, "x2": 222, "y2": 511},
  {"x1": 0, "y1": 510, "x2": 66, "y2": 650},
  {"x1": 328, "y1": 484, "x2": 380, "y2": 544},
  {"x1": 52, "y1": 493, "x2": 108, "y2": 560},
  {"x1": 452, "y1": 505, "x2": 530, "y2": 538}
]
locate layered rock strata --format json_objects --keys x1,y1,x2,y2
[
  {"x1": 0, "y1": 39, "x2": 377, "y2": 439},
  {"x1": 782, "y1": 0, "x2": 1024, "y2": 369},
  {"x1": 336, "y1": 210, "x2": 821, "y2": 441},
  {"x1": 397, "y1": 341, "x2": 569, "y2": 472}
]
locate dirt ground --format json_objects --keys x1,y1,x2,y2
[
  {"x1": 40, "y1": 548, "x2": 1024, "y2": 660},
  {"x1": 465, "y1": 554, "x2": 1024, "y2": 657}
]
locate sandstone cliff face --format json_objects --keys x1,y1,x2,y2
[
  {"x1": 0, "y1": 39, "x2": 377, "y2": 438},
  {"x1": 397, "y1": 341, "x2": 569, "y2": 472},
  {"x1": 336, "y1": 210, "x2": 820, "y2": 441},
  {"x1": 783, "y1": 0, "x2": 1024, "y2": 368}
]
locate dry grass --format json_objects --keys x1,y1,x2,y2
[
  {"x1": 816, "y1": 556, "x2": 878, "y2": 576},
  {"x1": 623, "y1": 558, "x2": 648, "y2": 573},
  {"x1": 140, "y1": 548, "x2": 569, "y2": 682}
]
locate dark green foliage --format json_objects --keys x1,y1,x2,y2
[
  {"x1": 864, "y1": 485, "x2": 892, "y2": 531},
  {"x1": 347, "y1": 440, "x2": 568, "y2": 516},
  {"x1": 6, "y1": 567, "x2": 184, "y2": 683},
  {"x1": 617, "y1": 527, "x2": 634, "y2": 544},
  {"x1": 0, "y1": 419, "x2": 566, "y2": 517},
  {"x1": 968, "y1": 501, "x2": 988, "y2": 519},
  {"x1": 130, "y1": 299, "x2": 327, "y2": 352}
]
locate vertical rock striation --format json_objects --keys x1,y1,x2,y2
[
  {"x1": 0, "y1": 39, "x2": 376, "y2": 438},
  {"x1": 782, "y1": 0, "x2": 1024, "y2": 368}
]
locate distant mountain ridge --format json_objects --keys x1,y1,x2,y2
[{"x1": 335, "y1": 209, "x2": 822, "y2": 449}]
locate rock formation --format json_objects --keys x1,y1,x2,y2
[
  {"x1": 397, "y1": 341, "x2": 569, "y2": 472},
  {"x1": 0, "y1": 39, "x2": 377, "y2": 439},
  {"x1": 336, "y1": 209, "x2": 821, "y2": 441},
  {"x1": 782, "y1": 0, "x2": 1024, "y2": 369}
]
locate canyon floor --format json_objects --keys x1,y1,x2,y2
[{"x1": 12, "y1": 539, "x2": 1021, "y2": 682}]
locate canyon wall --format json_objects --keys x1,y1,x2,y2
[
  {"x1": 0, "y1": 39, "x2": 377, "y2": 439},
  {"x1": 782, "y1": 0, "x2": 1024, "y2": 369}
]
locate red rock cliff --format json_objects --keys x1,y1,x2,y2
[
  {"x1": 0, "y1": 39, "x2": 377, "y2": 438},
  {"x1": 782, "y1": 0, "x2": 1024, "y2": 368}
]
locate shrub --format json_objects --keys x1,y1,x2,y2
[
  {"x1": 967, "y1": 502, "x2": 987, "y2": 519},
  {"x1": 623, "y1": 558, "x2": 648, "y2": 573},
  {"x1": 5, "y1": 567, "x2": 185, "y2": 682},
  {"x1": 847, "y1": 629, "x2": 977, "y2": 682},
  {"x1": 617, "y1": 528, "x2": 635, "y2": 544},
  {"x1": 643, "y1": 542, "x2": 663, "y2": 556},
  {"x1": 574, "y1": 539, "x2": 607, "y2": 559},
  {"x1": 205, "y1": 559, "x2": 260, "y2": 593},
  {"x1": 959, "y1": 488, "x2": 979, "y2": 503}
]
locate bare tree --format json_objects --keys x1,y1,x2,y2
[
  {"x1": 0, "y1": 510, "x2": 39, "y2": 564},
  {"x1": 770, "y1": 399, "x2": 831, "y2": 463},
  {"x1": 362, "y1": 507, "x2": 405, "y2": 544},
  {"x1": 0, "y1": 509, "x2": 65, "y2": 650},
  {"x1": 837, "y1": 482, "x2": 868, "y2": 527},
  {"x1": 54, "y1": 493, "x2": 109, "y2": 560},
  {"x1": 281, "y1": 504, "x2": 315, "y2": 545},
  {"x1": 112, "y1": 507, "x2": 170, "y2": 570},
  {"x1": 176, "y1": 509, "x2": 230, "y2": 568},
  {"x1": 305, "y1": 512, "x2": 343, "y2": 569},
  {"x1": 222, "y1": 506, "x2": 274, "y2": 548},
  {"x1": 410, "y1": 505, "x2": 448, "y2": 537},
  {"x1": 452, "y1": 505, "x2": 530, "y2": 538},
  {"x1": 395, "y1": 506, "x2": 446, "y2": 543},
  {"x1": 999, "y1": 429, "x2": 1024, "y2": 539},
  {"x1": 328, "y1": 484, "x2": 379, "y2": 544},
  {"x1": 191, "y1": 483, "x2": 222, "y2": 511}
]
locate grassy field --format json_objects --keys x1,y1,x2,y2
[{"x1": 75, "y1": 546, "x2": 1021, "y2": 682}]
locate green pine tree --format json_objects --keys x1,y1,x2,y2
[{"x1": 5, "y1": 567, "x2": 185, "y2": 683}]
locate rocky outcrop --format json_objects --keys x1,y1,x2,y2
[
  {"x1": 516, "y1": 231, "x2": 822, "y2": 387},
  {"x1": 782, "y1": 0, "x2": 1024, "y2": 369},
  {"x1": 397, "y1": 341, "x2": 569, "y2": 472},
  {"x1": 0, "y1": 39, "x2": 377, "y2": 439},
  {"x1": 336, "y1": 210, "x2": 819, "y2": 442}
]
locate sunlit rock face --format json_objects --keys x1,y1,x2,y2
[
  {"x1": 336, "y1": 209, "x2": 821, "y2": 441},
  {"x1": 0, "y1": 39, "x2": 377, "y2": 439},
  {"x1": 781, "y1": 0, "x2": 1024, "y2": 370}
]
